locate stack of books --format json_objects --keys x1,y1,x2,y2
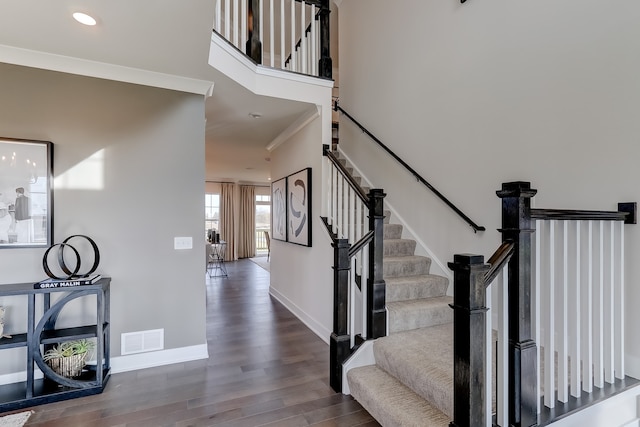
[{"x1": 34, "y1": 274, "x2": 102, "y2": 289}]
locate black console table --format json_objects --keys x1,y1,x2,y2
[{"x1": 0, "y1": 277, "x2": 110, "y2": 412}]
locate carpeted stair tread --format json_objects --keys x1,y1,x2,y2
[
  {"x1": 383, "y1": 238, "x2": 417, "y2": 257},
  {"x1": 347, "y1": 365, "x2": 450, "y2": 427},
  {"x1": 384, "y1": 255, "x2": 431, "y2": 278},
  {"x1": 387, "y1": 296, "x2": 453, "y2": 333},
  {"x1": 374, "y1": 323, "x2": 454, "y2": 418},
  {"x1": 386, "y1": 274, "x2": 449, "y2": 303}
]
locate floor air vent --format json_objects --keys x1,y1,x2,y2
[{"x1": 121, "y1": 329, "x2": 164, "y2": 355}]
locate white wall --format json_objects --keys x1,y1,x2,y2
[
  {"x1": 337, "y1": 0, "x2": 640, "y2": 376},
  {"x1": 269, "y1": 115, "x2": 334, "y2": 342},
  {"x1": 0, "y1": 63, "x2": 208, "y2": 376}
]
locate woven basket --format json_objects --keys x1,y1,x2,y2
[{"x1": 46, "y1": 353, "x2": 88, "y2": 378}]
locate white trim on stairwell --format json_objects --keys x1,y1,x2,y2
[
  {"x1": 548, "y1": 382, "x2": 640, "y2": 427},
  {"x1": 341, "y1": 339, "x2": 375, "y2": 395},
  {"x1": 334, "y1": 148, "x2": 453, "y2": 286},
  {"x1": 0, "y1": 43, "x2": 215, "y2": 95},
  {"x1": 209, "y1": 31, "x2": 333, "y2": 103}
]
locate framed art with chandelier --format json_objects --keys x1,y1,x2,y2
[{"x1": 0, "y1": 137, "x2": 53, "y2": 248}]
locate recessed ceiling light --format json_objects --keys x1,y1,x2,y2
[
  {"x1": 248, "y1": 112, "x2": 262, "y2": 119},
  {"x1": 73, "y1": 12, "x2": 97, "y2": 26}
]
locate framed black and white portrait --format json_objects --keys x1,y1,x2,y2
[{"x1": 0, "y1": 138, "x2": 53, "y2": 249}]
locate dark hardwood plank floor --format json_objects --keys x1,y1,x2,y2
[{"x1": 19, "y1": 259, "x2": 379, "y2": 426}]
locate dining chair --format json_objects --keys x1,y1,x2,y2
[{"x1": 264, "y1": 231, "x2": 270, "y2": 261}]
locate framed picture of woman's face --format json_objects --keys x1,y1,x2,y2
[
  {"x1": 286, "y1": 168, "x2": 311, "y2": 247},
  {"x1": 0, "y1": 138, "x2": 53, "y2": 249}
]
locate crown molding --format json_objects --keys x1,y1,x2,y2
[
  {"x1": 266, "y1": 105, "x2": 321, "y2": 152},
  {"x1": 0, "y1": 44, "x2": 214, "y2": 95}
]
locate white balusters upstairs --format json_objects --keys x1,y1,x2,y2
[{"x1": 213, "y1": 0, "x2": 324, "y2": 77}]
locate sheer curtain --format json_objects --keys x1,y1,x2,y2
[
  {"x1": 237, "y1": 185, "x2": 256, "y2": 258},
  {"x1": 220, "y1": 183, "x2": 235, "y2": 261}
]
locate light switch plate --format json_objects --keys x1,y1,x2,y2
[{"x1": 174, "y1": 237, "x2": 193, "y2": 250}]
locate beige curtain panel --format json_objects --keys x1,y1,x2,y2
[
  {"x1": 237, "y1": 185, "x2": 256, "y2": 258},
  {"x1": 220, "y1": 182, "x2": 235, "y2": 261}
]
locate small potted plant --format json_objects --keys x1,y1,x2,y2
[{"x1": 42, "y1": 339, "x2": 95, "y2": 378}]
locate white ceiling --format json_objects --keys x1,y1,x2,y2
[{"x1": 0, "y1": 0, "x2": 316, "y2": 184}]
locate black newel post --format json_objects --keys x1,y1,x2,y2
[
  {"x1": 448, "y1": 254, "x2": 490, "y2": 427},
  {"x1": 330, "y1": 238, "x2": 350, "y2": 392},
  {"x1": 246, "y1": 0, "x2": 262, "y2": 63},
  {"x1": 496, "y1": 182, "x2": 538, "y2": 427},
  {"x1": 318, "y1": 0, "x2": 332, "y2": 78},
  {"x1": 367, "y1": 189, "x2": 386, "y2": 339}
]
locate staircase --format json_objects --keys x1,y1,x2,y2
[{"x1": 335, "y1": 153, "x2": 455, "y2": 426}]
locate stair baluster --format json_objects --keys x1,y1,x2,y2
[{"x1": 322, "y1": 146, "x2": 386, "y2": 392}]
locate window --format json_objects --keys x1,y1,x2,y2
[
  {"x1": 205, "y1": 193, "x2": 220, "y2": 239},
  {"x1": 256, "y1": 194, "x2": 270, "y2": 251}
]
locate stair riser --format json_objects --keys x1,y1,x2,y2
[
  {"x1": 384, "y1": 224, "x2": 403, "y2": 239},
  {"x1": 387, "y1": 304, "x2": 453, "y2": 334},
  {"x1": 384, "y1": 258, "x2": 431, "y2": 278},
  {"x1": 386, "y1": 276, "x2": 448, "y2": 303},
  {"x1": 384, "y1": 240, "x2": 417, "y2": 257}
]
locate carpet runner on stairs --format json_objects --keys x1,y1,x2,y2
[{"x1": 335, "y1": 153, "x2": 455, "y2": 426}]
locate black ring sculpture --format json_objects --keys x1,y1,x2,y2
[{"x1": 42, "y1": 235, "x2": 100, "y2": 280}]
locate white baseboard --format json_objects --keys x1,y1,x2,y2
[
  {"x1": 110, "y1": 343, "x2": 209, "y2": 374},
  {"x1": 269, "y1": 287, "x2": 331, "y2": 345},
  {"x1": 0, "y1": 344, "x2": 209, "y2": 385}
]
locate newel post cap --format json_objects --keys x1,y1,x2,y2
[{"x1": 496, "y1": 181, "x2": 537, "y2": 199}]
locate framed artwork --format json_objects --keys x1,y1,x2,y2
[
  {"x1": 271, "y1": 177, "x2": 287, "y2": 242},
  {"x1": 286, "y1": 168, "x2": 311, "y2": 247},
  {"x1": 0, "y1": 138, "x2": 53, "y2": 249}
]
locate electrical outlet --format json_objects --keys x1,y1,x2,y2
[{"x1": 174, "y1": 237, "x2": 193, "y2": 250}]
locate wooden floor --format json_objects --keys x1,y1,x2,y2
[{"x1": 21, "y1": 259, "x2": 379, "y2": 426}]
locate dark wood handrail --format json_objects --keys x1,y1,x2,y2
[
  {"x1": 284, "y1": 8, "x2": 321, "y2": 67},
  {"x1": 334, "y1": 100, "x2": 486, "y2": 233},
  {"x1": 484, "y1": 240, "x2": 514, "y2": 286},
  {"x1": 531, "y1": 208, "x2": 628, "y2": 222},
  {"x1": 349, "y1": 230, "x2": 374, "y2": 258},
  {"x1": 284, "y1": 6, "x2": 322, "y2": 65},
  {"x1": 320, "y1": 217, "x2": 374, "y2": 260},
  {"x1": 325, "y1": 148, "x2": 370, "y2": 203}
]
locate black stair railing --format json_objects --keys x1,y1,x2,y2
[
  {"x1": 450, "y1": 181, "x2": 637, "y2": 427},
  {"x1": 245, "y1": 0, "x2": 332, "y2": 78},
  {"x1": 334, "y1": 100, "x2": 485, "y2": 233},
  {"x1": 448, "y1": 240, "x2": 514, "y2": 427},
  {"x1": 322, "y1": 146, "x2": 386, "y2": 392}
]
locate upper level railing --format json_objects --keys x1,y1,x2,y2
[
  {"x1": 334, "y1": 100, "x2": 485, "y2": 233},
  {"x1": 213, "y1": 0, "x2": 332, "y2": 78},
  {"x1": 322, "y1": 145, "x2": 386, "y2": 392},
  {"x1": 450, "y1": 181, "x2": 637, "y2": 427}
]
